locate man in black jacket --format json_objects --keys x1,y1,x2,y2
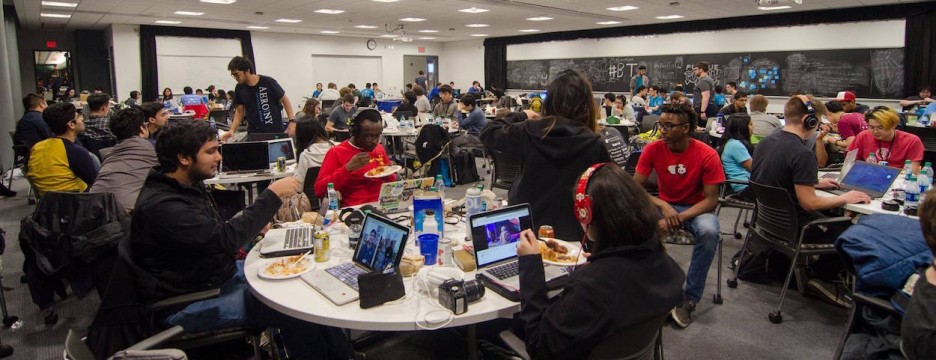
[{"x1": 130, "y1": 119, "x2": 353, "y2": 359}]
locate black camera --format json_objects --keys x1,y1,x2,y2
[{"x1": 438, "y1": 279, "x2": 485, "y2": 315}]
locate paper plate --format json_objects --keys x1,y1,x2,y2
[
  {"x1": 258, "y1": 257, "x2": 316, "y2": 280},
  {"x1": 365, "y1": 165, "x2": 402, "y2": 178},
  {"x1": 539, "y1": 238, "x2": 587, "y2": 266}
]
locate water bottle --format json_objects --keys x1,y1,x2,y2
[
  {"x1": 894, "y1": 160, "x2": 913, "y2": 202},
  {"x1": 924, "y1": 162, "x2": 934, "y2": 187},
  {"x1": 465, "y1": 187, "x2": 483, "y2": 217},
  {"x1": 867, "y1": 152, "x2": 878, "y2": 165},
  {"x1": 920, "y1": 164, "x2": 932, "y2": 196},
  {"x1": 324, "y1": 183, "x2": 339, "y2": 227},
  {"x1": 905, "y1": 174, "x2": 921, "y2": 213},
  {"x1": 435, "y1": 174, "x2": 445, "y2": 197},
  {"x1": 921, "y1": 114, "x2": 931, "y2": 127}
]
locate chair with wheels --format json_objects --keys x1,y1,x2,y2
[
  {"x1": 7, "y1": 132, "x2": 34, "y2": 202},
  {"x1": 499, "y1": 314, "x2": 666, "y2": 360},
  {"x1": 489, "y1": 150, "x2": 521, "y2": 191},
  {"x1": 726, "y1": 181, "x2": 853, "y2": 324}
]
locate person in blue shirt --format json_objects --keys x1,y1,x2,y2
[
  {"x1": 467, "y1": 81, "x2": 483, "y2": 94},
  {"x1": 714, "y1": 85, "x2": 727, "y2": 108},
  {"x1": 647, "y1": 86, "x2": 665, "y2": 114},
  {"x1": 312, "y1": 83, "x2": 323, "y2": 98},
  {"x1": 15, "y1": 93, "x2": 52, "y2": 150},
  {"x1": 361, "y1": 83, "x2": 374, "y2": 103},
  {"x1": 428, "y1": 82, "x2": 440, "y2": 103},
  {"x1": 179, "y1": 86, "x2": 204, "y2": 107},
  {"x1": 716, "y1": 114, "x2": 755, "y2": 200},
  {"x1": 452, "y1": 93, "x2": 488, "y2": 154}
]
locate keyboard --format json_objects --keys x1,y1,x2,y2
[
  {"x1": 486, "y1": 261, "x2": 520, "y2": 280},
  {"x1": 325, "y1": 263, "x2": 367, "y2": 291},
  {"x1": 283, "y1": 227, "x2": 312, "y2": 249},
  {"x1": 821, "y1": 173, "x2": 839, "y2": 179}
]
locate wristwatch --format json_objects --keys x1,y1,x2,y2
[{"x1": 287, "y1": 118, "x2": 295, "y2": 124}]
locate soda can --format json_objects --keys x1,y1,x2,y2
[
  {"x1": 276, "y1": 156, "x2": 286, "y2": 172},
  {"x1": 439, "y1": 238, "x2": 454, "y2": 267},
  {"x1": 314, "y1": 230, "x2": 330, "y2": 262},
  {"x1": 538, "y1": 225, "x2": 555, "y2": 239}
]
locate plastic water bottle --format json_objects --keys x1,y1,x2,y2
[
  {"x1": 924, "y1": 162, "x2": 934, "y2": 187},
  {"x1": 324, "y1": 183, "x2": 339, "y2": 227},
  {"x1": 435, "y1": 174, "x2": 445, "y2": 197},
  {"x1": 920, "y1": 163, "x2": 932, "y2": 197},
  {"x1": 922, "y1": 114, "x2": 931, "y2": 127},
  {"x1": 906, "y1": 174, "x2": 921, "y2": 213},
  {"x1": 894, "y1": 160, "x2": 913, "y2": 202}
]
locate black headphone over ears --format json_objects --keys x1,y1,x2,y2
[
  {"x1": 349, "y1": 108, "x2": 382, "y2": 137},
  {"x1": 801, "y1": 98, "x2": 819, "y2": 130}
]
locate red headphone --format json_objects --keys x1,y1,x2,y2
[{"x1": 574, "y1": 163, "x2": 612, "y2": 226}]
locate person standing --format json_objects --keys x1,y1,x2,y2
[
  {"x1": 415, "y1": 71, "x2": 428, "y2": 92},
  {"x1": 692, "y1": 62, "x2": 717, "y2": 128},
  {"x1": 221, "y1": 56, "x2": 296, "y2": 141},
  {"x1": 630, "y1": 65, "x2": 650, "y2": 95}
]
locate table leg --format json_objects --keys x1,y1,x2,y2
[{"x1": 467, "y1": 324, "x2": 477, "y2": 360}]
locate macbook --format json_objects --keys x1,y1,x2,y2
[
  {"x1": 826, "y1": 161, "x2": 900, "y2": 199},
  {"x1": 268, "y1": 138, "x2": 297, "y2": 165},
  {"x1": 821, "y1": 149, "x2": 858, "y2": 182},
  {"x1": 301, "y1": 213, "x2": 410, "y2": 306},
  {"x1": 377, "y1": 177, "x2": 435, "y2": 213},
  {"x1": 219, "y1": 141, "x2": 270, "y2": 176},
  {"x1": 259, "y1": 226, "x2": 315, "y2": 257}
]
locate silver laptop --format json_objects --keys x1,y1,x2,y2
[
  {"x1": 826, "y1": 161, "x2": 901, "y2": 199},
  {"x1": 268, "y1": 138, "x2": 297, "y2": 166},
  {"x1": 301, "y1": 213, "x2": 410, "y2": 306},
  {"x1": 258, "y1": 226, "x2": 315, "y2": 257},
  {"x1": 821, "y1": 149, "x2": 858, "y2": 182},
  {"x1": 470, "y1": 204, "x2": 567, "y2": 301},
  {"x1": 218, "y1": 141, "x2": 271, "y2": 177}
]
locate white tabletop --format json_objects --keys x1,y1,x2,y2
[
  {"x1": 204, "y1": 165, "x2": 295, "y2": 185},
  {"x1": 815, "y1": 171, "x2": 918, "y2": 218},
  {"x1": 245, "y1": 221, "x2": 521, "y2": 331}
]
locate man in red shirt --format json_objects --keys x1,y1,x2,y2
[
  {"x1": 315, "y1": 109, "x2": 397, "y2": 206},
  {"x1": 849, "y1": 106, "x2": 924, "y2": 170},
  {"x1": 835, "y1": 91, "x2": 867, "y2": 149},
  {"x1": 635, "y1": 102, "x2": 725, "y2": 328}
]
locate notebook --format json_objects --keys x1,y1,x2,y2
[
  {"x1": 268, "y1": 138, "x2": 297, "y2": 165},
  {"x1": 826, "y1": 161, "x2": 901, "y2": 199},
  {"x1": 820, "y1": 149, "x2": 858, "y2": 182},
  {"x1": 470, "y1": 204, "x2": 568, "y2": 302},
  {"x1": 301, "y1": 212, "x2": 410, "y2": 306},
  {"x1": 219, "y1": 141, "x2": 271, "y2": 176},
  {"x1": 377, "y1": 177, "x2": 435, "y2": 213},
  {"x1": 259, "y1": 226, "x2": 315, "y2": 257}
]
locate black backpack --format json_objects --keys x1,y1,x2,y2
[
  {"x1": 451, "y1": 149, "x2": 481, "y2": 185},
  {"x1": 415, "y1": 124, "x2": 450, "y2": 177}
]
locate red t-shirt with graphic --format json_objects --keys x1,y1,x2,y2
[
  {"x1": 636, "y1": 138, "x2": 726, "y2": 205},
  {"x1": 837, "y1": 113, "x2": 868, "y2": 140},
  {"x1": 847, "y1": 130, "x2": 924, "y2": 168}
]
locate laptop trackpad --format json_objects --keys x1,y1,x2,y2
[{"x1": 302, "y1": 270, "x2": 359, "y2": 306}]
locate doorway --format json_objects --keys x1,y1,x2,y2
[
  {"x1": 403, "y1": 55, "x2": 438, "y2": 92},
  {"x1": 34, "y1": 50, "x2": 74, "y2": 101}
]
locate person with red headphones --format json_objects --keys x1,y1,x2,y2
[
  {"x1": 514, "y1": 164, "x2": 684, "y2": 359},
  {"x1": 633, "y1": 102, "x2": 725, "y2": 328}
]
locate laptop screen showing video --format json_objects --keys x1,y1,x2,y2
[
  {"x1": 841, "y1": 161, "x2": 899, "y2": 194},
  {"x1": 268, "y1": 138, "x2": 296, "y2": 163},
  {"x1": 354, "y1": 214, "x2": 409, "y2": 272},
  {"x1": 220, "y1": 142, "x2": 270, "y2": 172},
  {"x1": 470, "y1": 204, "x2": 533, "y2": 268}
]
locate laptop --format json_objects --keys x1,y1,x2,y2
[
  {"x1": 826, "y1": 161, "x2": 901, "y2": 199},
  {"x1": 246, "y1": 133, "x2": 291, "y2": 141},
  {"x1": 268, "y1": 138, "x2": 297, "y2": 165},
  {"x1": 470, "y1": 204, "x2": 568, "y2": 302},
  {"x1": 219, "y1": 141, "x2": 271, "y2": 177},
  {"x1": 377, "y1": 178, "x2": 435, "y2": 213},
  {"x1": 259, "y1": 226, "x2": 316, "y2": 257},
  {"x1": 821, "y1": 149, "x2": 858, "y2": 182},
  {"x1": 301, "y1": 213, "x2": 410, "y2": 306}
]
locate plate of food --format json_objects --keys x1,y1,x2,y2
[
  {"x1": 538, "y1": 238, "x2": 586, "y2": 266},
  {"x1": 365, "y1": 156, "x2": 401, "y2": 178},
  {"x1": 258, "y1": 255, "x2": 315, "y2": 280}
]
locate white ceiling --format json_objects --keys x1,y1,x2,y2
[{"x1": 13, "y1": 0, "x2": 929, "y2": 42}]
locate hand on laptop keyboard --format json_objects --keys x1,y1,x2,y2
[{"x1": 816, "y1": 177, "x2": 841, "y2": 190}]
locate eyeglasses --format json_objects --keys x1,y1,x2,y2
[
  {"x1": 867, "y1": 124, "x2": 887, "y2": 132},
  {"x1": 656, "y1": 122, "x2": 690, "y2": 131},
  {"x1": 230, "y1": 71, "x2": 242, "y2": 79}
]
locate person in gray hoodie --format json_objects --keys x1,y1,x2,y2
[{"x1": 90, "y1": 107, "x2": 159, "y2": 212}]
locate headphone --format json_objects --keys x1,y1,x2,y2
[
  {"x1": 349, "y1": 108, "x2": 382, "y2": 137},
  {"x1": 574, "y1": 163, "x2": 612, "y2": 226},
  {"x1": 800, "y1": 98, "x2": 819, "y2": 130}
]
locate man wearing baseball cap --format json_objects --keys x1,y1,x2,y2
[
  {"x1": 835, "y1": 90, "x2": 870, "y2": 114},
  {"x1": 834, "y1": 91, "x2": 867, "y2": 149}
]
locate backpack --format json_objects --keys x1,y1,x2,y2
[
  {"x1": 415, "y1": 124, "x2": 450, "y2": 178},
  {"x1": 451, "y1": 149, "x2": 481, "y2": 185},
  {"x1": 731, "y1": 240, "x2": 791, "y2": 285}
]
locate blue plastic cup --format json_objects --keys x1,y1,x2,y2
[{"x1": 419, "y1": 234, "x2": 440, "y2": 265}]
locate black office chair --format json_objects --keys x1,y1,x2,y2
[
  {"x1": 490, "y1": 150, "x2": 521, "y2": 191},
  {"x1": 321, "y1": 100, "x2": 337, "y2": 114},
  {"x1": 303, "y1": 167, "x2": 322, "y2": 211},
  {"x1": 832, "y1": 249, "x2": 903, "y2": 360},
  {"x1": 7, "y1": 131, "x2": 34, "y2": 203},
  {"x1": 640, "y1": 114, "x2": 660, "y2": 134},
  {"x1": 499, "y1": 314, "x2": 666, "y2": 360},
  {"x1": 727, "y1": 181, "x2": 853, "y2": 324}
]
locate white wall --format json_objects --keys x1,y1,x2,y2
[
  {"x1": 155, "y1": 36, "x2": 241, "y2": 95},
  {"x1": 440, "y1": 39, "x2": 485, "y2": 92},
  {"x1": 251, "y1": 32, "x2": 442, "y2": 106},
  {"x1": 106, "y1": 24, "x2": 141, "y2": 101}
]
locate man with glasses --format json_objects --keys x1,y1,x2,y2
[
  {"x1": 27, "y1": 102, "x2": 99, "y2": 196},
  {"x1": 221, "y1": 56, "x2": 296, "y2": 141},
  {"x1": 634, "y1": 102, "x2": 724, "y2": 328},
  {"x1": 849, "y1": 106, "x2": 924, "y2": 170},
  {"x1": 315, "y1": 109, "x2": 396, "y2": 206}
]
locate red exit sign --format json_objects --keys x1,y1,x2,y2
[{"x1": 46, "y1": 40, "x2": 57, "y2": 48}]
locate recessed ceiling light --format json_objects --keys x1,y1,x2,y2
[
  {"x1": 314, "y1": 9, "x2": 345, "y2": 14},
  {"x1": 526, "y1": 16, "x2": 553, "y2": 21},
  {"x1": 246, "y1": 26, "x2": 269, "y2": 29},
  {"x1": 41, "y1": 1, "x2": 78, "y2": 8},
  {"x1": 399, "y1": 17, "x2": 426, "y2": 22},
  {"x1": 154, "y1": 20, "x2": 181, "y2": 24},
  {"x1": 597, "y1": 21, "x2": 621, "y2": 25},
  {"x1": 470, "y1": 34, "x2": 488, "y2": 37},
  {"x1": 465, "y1": 23, "x2": 489, "y2": 28},
  {"x1": 655, "y1": 15, "x2": 684, "y2": 19},
  {"x1": 418, "y1": 37, "x2": 436, "y2": 40},
  {"x1": 758, "y1": 5, "x2": 791, "y2": 10},
  {"x1": 518, "y1": 29, "x2": 540, "y2": 33},
  {"x1": 174, "y1": 11, "x2": 204, "y2": 16},
  {"x1": 607, "y1": 6, "x2": 639, "y2": 11},
  {"x1": 418, "y1": 30, "x2": 438, "y2": 33},
  {"x1": 320, "y1": 30, "x2": 341, "y2": 34},
  {"x1": 200, "y1": 0, "x2": 236, "y2": 3},
  {"x1": 355, "y1": 25, "x2": 378, "y2": 29},
  {"x1": 41, "y1": 12, "x2": 71, "y2": 18},
  {"x1": 459, "y1": 7, "x2": 490, "y2": 13},
  {"x1": 372, "y1": 0, "x2": 399, "y2": 2},
  {"x1": 380, "y1": 34, "x2": 398, "y2": 38},
  {"x1": 275, "y1": 18, "x2": 302, "y2": 23}
]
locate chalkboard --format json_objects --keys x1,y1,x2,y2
[{"x1": 506, "y1": 48, "x2": 904, "y2": 98}]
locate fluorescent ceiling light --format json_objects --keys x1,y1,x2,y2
[
  {"x1": 314, "y1": 9, "x2": 345, "y2": 14},
  {"x1": 41, "y1": 1, "x2": 78, "y2": 8},
  {"x1": 526, "y1": 16, "x2": 553, "y2": 21},
  {"x1": 320, "y1": 30, "x2": 340, "y2": 34},
  {"x1": 470, "y1": 34, "x2": 488, "y2": 37},
  {"x1": 465, "y1": 23, "x2": 489, "y2": 27},
  {"x1": 518, "y1": 29, "x2": 540, "y2": 33},
  {"x1": 247, "y1": 26, "x2": 269, "y2": 29},
  {"x1": 40, "y1": 13, "x2": 72, "y2": 18},
  {"x1": 607, "y1": 6, "x2": 638, "y2": 11},
  {"x1": 418, "y1": 30, "x2": 438, "y2": 33},
  {"x1": 459, "y1": 7, "x2": 490, "y2": 14},
  {"x1": 174, "y1": 11, "x2": 204, "y2": 16},
  {"x1": 399, "y1": 17, "x2": 426, "y2": 22},
  {"x1": 275, "y1": 18, "x2": 302, "y2": 23},
  {"x1": 380, "y1": 34, "x2": 398, "y2": 38},
  {"x1": 758, "y1": 5, "x2": 791, "y2": 10},
  {"x1": 418, "y1": 37, "x2": 436, "y2": 40},
  {"x1": 355, "y1": 25, "x2": 378, "y2": 29},
  {"x1": 655, "y1": 15, "x2": 684, "y2": 19},
  {"x1": 597, "y1": 21, "x2": 621, "y2": 25},
  {"x1": 200, "y1": 0, "x2": 236, "y2": 4},
  {"x1": 154, "y1": 20, "x2": 181, "y2": 24}
]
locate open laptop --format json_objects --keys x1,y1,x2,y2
[
  {"x1": 377, "y1": 177, "x2": 435, "y2": 213},
  {"x1": 470, "y1": 204, "x2": 568, "y2": 302},
  {"x1": 268, "y1": 138, "x2": 297, "y2": 165},
  {"x1": 246, "y1": 133, "x2": 291, "y2": 141},
  {"x1": 301, "y1": 213, "x2": 410, "y2": 306},
  {"x1": 821, "y1": 149, "x2": 858, "y2": 182},
  {"x1": 259, "y1": 226, "x2": 315, "y2": 257},
  {"x1": 219, "y1": 141, "x2": 271, "y2": 177},
  {"x1": 826, "y1": 161, "x2": 901, "y2": 199}
]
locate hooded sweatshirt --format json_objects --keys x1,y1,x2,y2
[
  {"x1": 90, "y1": 137, "x2": 159, "y2": 212},
  {"x1": 481, "y1": 112, "x2": 611, "y2": 241}
]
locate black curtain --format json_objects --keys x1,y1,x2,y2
[
  {"x1": 905, "y1": 8, "x2": 936, "y2": 98},
  {"x1": 139, "y1": 26, "x2": 255, "y2": 101},
  {"x1": 484, "y1": 43, "x2": 507, "y2": 93}
]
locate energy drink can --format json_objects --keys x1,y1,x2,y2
[
  {"x1": 314, "y1": 230, "x2": 330, "y2": 262},
  {"x1": 439, "y1": 238, "x2": 454, "y2": 267},
  {"x1": 276, "y1": 156, "x2": 286, "y2": 172}
]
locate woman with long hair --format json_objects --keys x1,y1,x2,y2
[
  {"x1": 293, "y1": 118, "x2": 334, "y2": 184},
  {"x1": 716, "y1": 114, "x2": 755, "y2": 198},
  {"x1": 481, "y1": 69, "x2": 611, "y2": 241},
  {"x1": 297, "y1": 98, "x2": 320, "y2": 120},
  {"x1": 161, "y1": 88, "x2": 173, "y2": 102},
  {"x1": 516, "y1": 164, "x2": 684, "y2": 359},
  {"x1": 60, "y1": 88, "x2": 77, "y2": 103}
]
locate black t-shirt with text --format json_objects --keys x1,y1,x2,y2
[
  {"x1": 233, "y1": 75, "x2": 286, "y2": 133},
  {"x1": 751, "y1": 130, "x2": 818, "y2": 217}
]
